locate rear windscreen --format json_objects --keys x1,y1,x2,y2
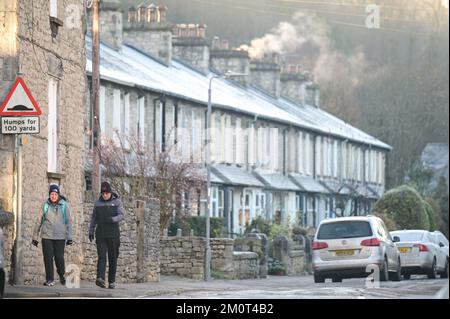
[
  {"x1": 317, "y1": 221, "x2": 373, "y2": 239},
  {"x1": 391, "y1": 232, "x2": 424, "y2": 242}
]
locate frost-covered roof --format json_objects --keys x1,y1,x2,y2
[
  {"x1": 211, "y1": 164, "x2": 265, "y2": 188},
  {"x1": 86, "y1": 37, "x2": 391, "y2": 150},
  {"x1": 289, "y1": 173, "x2": 329, "y2": 194},
  {"x1": 254, "y1": 171, "x2": 300, "y2": 191}
]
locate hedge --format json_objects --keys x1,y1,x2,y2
[{"x1": 372, "y1": 185, "x2": 429, "y2": 230}]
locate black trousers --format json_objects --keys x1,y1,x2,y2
[
  {"x1": 41, "y1": 239, "x2": 66, "y2": 282},
  {"x1": 96, "y1": 237, "x2": 120, "y2": 283},
  {"x1": 0, "y1": 268, "x2": 5, "y2": 298}
]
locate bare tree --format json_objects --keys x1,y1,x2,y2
[{"x1": 99, "y1": 130, "x2": 205, "y2": 235}]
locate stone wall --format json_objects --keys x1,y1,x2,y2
[
  {"x1": 210, "y1": 238, "x2": 234, "y2": 279},
  {"x1": 273, "y1": 235, "x2": 308, "y2": 276},
  {"x1": 233, "y1": 252, "x2": 258, "y2": 279},
  {"x1": 160, "y1": 236, "x2": 205, "y2": 280},
  {"x1": 160, "y1": 237, "x2": 258, "y2": 280},
  {"x1": 81, "y1": 193, "x2": 160, "y2": 283}
]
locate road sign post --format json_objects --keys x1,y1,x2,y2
[{"x1": 1, "y1": 76, "x2": 42, "y2": 284}]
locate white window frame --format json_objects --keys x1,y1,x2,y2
[
  {"x1": 47, "y1": 78, "x2": 58, "y2": 173},
  {"x1": 138, "y1": 97, "x2": 145, "y2": 148},
  {"x1": 50, "y1": 0, "x2": 58, "y2": 18},
  {"x1": 112, "y1": 89, "x2": 121, "y2": 145},
  {"x1": 124, "y1": 93, "x2": 130, "y2": 149},
  {"x1": 99, "y1": 86, "x2": 106, "y2": 137}
]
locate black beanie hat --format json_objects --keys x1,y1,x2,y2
[
  {"x1": 101, "y1": 182, "x2": 112, "y2": 193},
  {"x1": 49, "y1": 184, "x2": 60, "y2": 195}
]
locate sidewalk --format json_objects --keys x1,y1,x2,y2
[{"x1": 4, "y1": 275, "x2": 282, "y2": 299}]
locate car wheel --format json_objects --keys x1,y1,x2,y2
[
  {"x1": 314, "y1": 273, "x2": 325, "y2": 283},
  {"x1": 380, "y1": 258, "x2": 389, "y2": 282},
  {"x1": 427, "y1": 258, "x2": 437, "y2": 279},
  {"x1": 389, "y1": 258, "x2": 402, "y2": 282},
  {"x1": 440, "y1": 259, "x2": 448, "y2": 279},
  {"x1": 332, "y1": 277, "x2": 342, "y2": 283},
  {"x1": 403, "y1": 274, "x2": 411, "y2": 280}
]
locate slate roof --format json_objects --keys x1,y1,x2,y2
[
  {"x1": 254, "y1": 171, "x2": 300, "y2": 191},
  {"x1": 86, "y1": 37, "x2": 391, "y2": 151},
  {"x1": 211, "y1": 164, "x2": 265, "y2": 188},
  {"x1": 288, "y1": 173, "x2": 329, "y2": 194}
]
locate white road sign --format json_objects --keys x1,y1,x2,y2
[{"x1": 1, "y1": 116, "x2": 40, "y2": 134}]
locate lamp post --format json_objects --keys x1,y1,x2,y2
[
  {"x1": 204, "y1": 71, "x2": 247, "y2": 281},
  {"x1": 205, "y1": 74, "x2": 220, "y2": 281}
]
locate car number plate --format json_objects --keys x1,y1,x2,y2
[
  {"x1": 399, "y1": 247, "x2": 411, "y2": 253},
  {"x1": 335, "y1": 249, "x2": 355, "y2": 256}
]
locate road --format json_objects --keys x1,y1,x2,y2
[{"x1": 153, "y1": 275, "x2": 449, "y2": 299}]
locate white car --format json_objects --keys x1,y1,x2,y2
[
  {"x1": 391, "y1": 230, "x2": 448, "y2": 279},
  {"x1": 312, "y1": 216, "x2": 402, "y2": 283}
]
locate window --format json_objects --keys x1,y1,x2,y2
[
  {"x1": 50, "y1": 0, "x2": 58, "y2": 18},
  {"x1": 99, "y1": 86, "x2": 106, "y2": 136},
  {"x1": 138, "y1": 97, "x2": 145, "y2": 147},
  {"x1": 218, "y1": 190, "x2": 224, "y2": 218},
  {"x1": 123, "y1": 93, "x2": 130, "y2": 149},
  {"x1": 48, "y1": 78, "x2": 58, "y2": 172},
  {"x1": 112, "y1": 89, "x2": 121, "y2": 145}
]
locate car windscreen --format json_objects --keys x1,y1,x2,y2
[
  {"x1": 317, "y1": 221, "x2": 373, "y2": 239},
  {"x1": 391, "y1": 232, "x2": 424, "y2": 242}
]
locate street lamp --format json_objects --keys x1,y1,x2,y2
[
  {"x1": 205, "y1": 71, "x2": 247, "y2": 281},
  {"x1": 205, "y1": 74, "x2": 220, "y2": 281}
]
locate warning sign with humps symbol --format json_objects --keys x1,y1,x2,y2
[{"x1": 0, "y1": 77, "x2": 42, "y2": 116}]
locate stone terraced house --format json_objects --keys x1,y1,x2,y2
[{"x1": 85, "y1": 0, "x2": 391, "y2": 237}]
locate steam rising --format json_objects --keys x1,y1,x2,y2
[{"x1": 240, "y1": 11, "x2": 368, "y2": 86}]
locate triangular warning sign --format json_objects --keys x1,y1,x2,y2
[{"x1": 0, "y1": 77, "x2": 42, "y2": 116}]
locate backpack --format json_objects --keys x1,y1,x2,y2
[{"x1": 41, "y1": 201, "x2": 67, "y2": 225}]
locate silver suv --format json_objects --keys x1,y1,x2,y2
[{"x1": 312, "y1": 216, "x2": 402, "y2": 283}]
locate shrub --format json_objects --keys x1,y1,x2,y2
[
  {"x1": 244, "y1": 216, "x2": 271, "y2": 236},
  {"x1": 168, "y1": 215, "x2": 225, "y2": 238},
  {"x1": 372, "y1": 185, "x2": 429, "y2": 230},
  {"x1": 292, "y1": 225, "x2": 308, "y2": 236},
  {"x1": 373, "y1": 213, "x2": 398, "y2": 231},
  {"x1": 424, "y1": 198, "x2": 440, "y2": 231},
  {"x1": 267, "y1": 257, "x2": 286, "y2": 276}
]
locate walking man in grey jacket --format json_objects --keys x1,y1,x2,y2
[
  {"x1": 32, "y1": 184, "x2": 73, "y2": 286},
  {"x1": 89, "y1": 181, "x2": 124, "y2": 289}
]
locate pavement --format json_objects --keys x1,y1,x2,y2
[{"x1": 3, "y1": 275, "x2": 449, "y2": 299}]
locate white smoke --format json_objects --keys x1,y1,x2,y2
[{"x1": 241, "y1": 11, "x2": 369, "y2": 87}]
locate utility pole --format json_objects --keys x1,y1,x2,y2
[{"x1": 92, "y1": 0, "x2": 101, "y2": 193}]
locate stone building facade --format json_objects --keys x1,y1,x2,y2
[
  {"x1": 86, "y1": 2, "x2": 391, "y2": 240},
  {"x1": 0, "y1": 0, "x2": 86, "y2": 284}
]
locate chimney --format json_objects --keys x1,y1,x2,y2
[
  {"x1": 280, "y1": 64, "x2": 308, "y2": 105},
  {"x1": 172, "y1": 24, "x2": 210, "y2": 74},
  {"x1": 250, "y1": 53, "x2": 281, "y2": 98},
  {"x1": 87, "y1": 0, "x2": 123, "y2": 50},
  {"x1": 210, "y1": 37, "x2": 250, "y2": 87},
  {"x1": 123, "y1": 3, "x2": 172, "y2": 66},
  {"x1": 305, "y1": 82, "x2": 320, "y2": 108}
]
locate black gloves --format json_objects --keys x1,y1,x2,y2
[
  {"x1": 66, "y1": 240, "x2": 73, "y2": 246},
  {"x1": 89, "y1": 234, "x2": 94, "y2": 242},
  {"x1": 31, "y1": 240, "x2": 39, "y2": 247}
]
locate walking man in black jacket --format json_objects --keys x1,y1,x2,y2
[{"x1": 89, "y1": 182, "x2": 124, "y2": 289}]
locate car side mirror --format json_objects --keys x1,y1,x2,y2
[
  {"x1": 439, "y1": 242, "x2": 444, "y2": 247},
  {"x1": 393, "y1": 236, "x2": 400, "y2": 243}
]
